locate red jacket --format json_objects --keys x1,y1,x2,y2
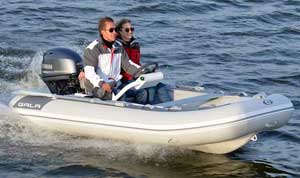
[{"x1": 117, "y1": 38, "x2": 140, "y2": 82}]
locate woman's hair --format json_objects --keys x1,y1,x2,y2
[{"x1": 116, "y1": 18, "x2": 132, "y2": 34}]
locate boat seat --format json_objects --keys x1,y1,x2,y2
[{"x1": 155, "y1": 93, "x2": 222, "y2": 110}]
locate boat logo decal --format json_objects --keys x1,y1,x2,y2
[
  {"x1": 14, "y1": 96, "x2": 52, "y2": 110},
  {"x1": 263, "y1": 99, "x2": 273, "y2": 105}
]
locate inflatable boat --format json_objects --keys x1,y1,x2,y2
[{"x1": 9, "y1": 48, "x2": 294, "y2": 154}]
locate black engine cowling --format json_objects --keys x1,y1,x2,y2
[{"x1": 41, "y1": 48, "x2": 83, "y2": 95}]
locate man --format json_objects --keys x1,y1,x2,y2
[{"x1": 83, "y1": 17, "x2": 144, "y2": 101}]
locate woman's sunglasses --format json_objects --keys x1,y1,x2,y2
[{"x1": 122, "y1": 27, "x2": 135, "y2": 33}]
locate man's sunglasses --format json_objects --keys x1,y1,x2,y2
[
  {"x1": 122, "y1": 27, "x2": 135, "y2": 33},
  {"x1": 105, "y1": 28, "x2": 116, "y2": 33}
]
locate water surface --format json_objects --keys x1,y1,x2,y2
[{"x1": 0, "y1": 0, "x2": 299, "y2": 177}]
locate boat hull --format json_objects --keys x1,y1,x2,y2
[{"x1": 9, "y1": 91, "x2": 294, "y2": 154}]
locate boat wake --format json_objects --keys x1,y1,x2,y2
[{"x1": 0, "y1": 102, "x2": 183, "y2": 161}]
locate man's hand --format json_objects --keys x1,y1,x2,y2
[
  {"x1": 78, "y1": 71, "x2": 85, "y2": 80},
  {"x1": 101, "y1": 82, "x2": 112, "y2": 93}
]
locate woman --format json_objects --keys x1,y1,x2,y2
[
  {"x1": 116, "y1": 19, "x2": 140, "y2": 83},
  {"x1": 116, "y1": 19, "x2": 171, "y2": 104},
  {"x1": 115, "y1": 19, "x2": 146, "y2": 103}
]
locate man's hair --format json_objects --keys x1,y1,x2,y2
[
  {"x1": 98, "y1": 17, "x2": 114, "y2": 34},
  {"x1": 116, "y1": 18, "x2": 131, "y2": 33}
]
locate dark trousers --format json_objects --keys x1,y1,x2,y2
[
  {"x1": 147, "y1": 83, "x2": 173, "y2": 104},
  {"x1": 120, "y1": 81, "x2": 172, "y2": 104}
]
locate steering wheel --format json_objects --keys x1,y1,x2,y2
[{"x1": 132, "y1": 62, "x2": 159, "y2": 79}]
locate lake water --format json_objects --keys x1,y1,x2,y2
[{"x1": 0, "y1": 0, "x2": 300, "y2": 177}]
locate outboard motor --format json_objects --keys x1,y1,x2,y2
[{"x1": 41, "y1": 48, "x2": 83, "y2": 95}]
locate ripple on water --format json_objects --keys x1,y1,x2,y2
[{"x1": 0, "y1": 47, "x2": 35, "y2": 57}]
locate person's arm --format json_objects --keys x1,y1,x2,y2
[
  {"x1": 83, "y1": 41, "x2": 112, "y2": 93},
  {"x1": 84, "y1": 56, "x2": 112, "y2": 92},
  {"x1": 121, "y1": 50, "x2": 140, "y2": 75},
  {"x1": 83, "y1": 41, "x2": 103, "y2": 88}
]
